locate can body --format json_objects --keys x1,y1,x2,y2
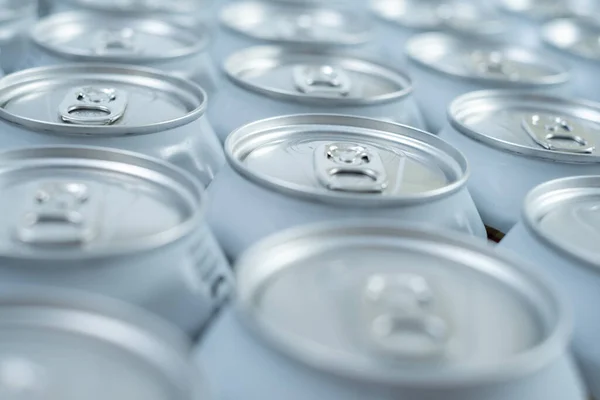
[
  {"x1": 543, "y1": 50, "x2": 600, "y2": 103},
  {"x1": 500, "y1": 223, "x2": 600, "y2": 399}
]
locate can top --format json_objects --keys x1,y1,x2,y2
[
  {"x1": 32, "y1": 12, "x2": 209, "y2": 63},
  {"x1": 406, "y1": 32, "x2": 570, "y2": 86},
  {"x1": 220, "y1": 1, "x2": 371, "y2": 46},
  {"x1": 0, "y1": 146, "x2": 203, "y2": 260},
  {"x1": 449, "y1": 90, "x2": 600, "y2": 163},
  {"x1": 524, "y1": 175, "x2": 600, "y2": 268},
  {"x1": 235, "y1": 222, "x2": 568, "y2": 386},
  {"x1": 0, "y1": 287, "x2": 200, "y2": 400},
  {"x1": 0, "y1": 64, "x2": 207, "y2": 136},
  {"x1": 224, "y1": 46, "x2": 412, "y2": 105},
  {"x1": 226, "y1": 114, "x2": 468, "y2": 206},
  {"x1": 499, "y1": 0, "x2": 574, "y2": 20},
  {"x1": 67, "y1": 0, "x2": 208, "y2": 14},
  {"x1": 542, "y1": 17, "x2": 600, "y2": 64}
]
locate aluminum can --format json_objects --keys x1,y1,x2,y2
[
  {"x1": 195, "y1": 221, "x2": 585, "y2": 400},
  {"x1": 210, "y1": 46, "x2": 426, "y2": 142},
  {"x1": 206, "y1": 114, "x2": 485, "y2": 260},
  {"x1": 542, "y1": 16, "x2": 600, "y2": 103},
  {"x1": 439, "y1": 90, "x2": 600, "y2": 235},
  {"x1": 213, "y1": 1, "x2": 377, "y2": 65},
  {"x1": 0, "y1": 145, "x2": 232, "y2": 335},
  {"x1": 499, "y1": 175, "x2": 600, "y2": 399},
  {"x1": 405, "y1": 32, "x2": 572, "y2": 133},
  {"x1": 0, "y1": 0, "x2": 36, "y2": 74},
  {"x1": 0, "y1": 287, "x2": 212, "y2": 400},
  {"x1": 26, "y1": 11, "x2": 219, "y2": 95},
  {"x1": 0, "y1": 63, "x2": 224, "y2": 188}
]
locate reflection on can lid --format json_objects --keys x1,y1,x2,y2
[
  {"x1": 450, "y1": 90, "x2": 600, "y2": 163},
  {"x1": 235, "y1": 222, "x2": 567, "y2": 385},
  {"x1": 0, "y1": 146, "x2": 203, "y2": 260},
  {"x1": 32, "y1": 12, "x2": 209, "y2": 63},
  {"x1": 0, "y1": 288, "x2": 198, "y2": 400},
  {"x1": 499, "y1": 0, "x2": 574, "y2": 20},
  {"x1": 542, "y1": 17, "x2": 600, "y2": 63},
  {"x1": 226, "y1": 114, "x2": 467, "y2": 205},
  {"x1": 225, "y1": 46, "x2": 412, "y2": 104},
  {"x1": 0, "y1": 64, "x2": 207, "y2": 135},
  {"x1": 220, "y1": 1, "x2": 371, "y2": 46},
  {"x1": 406, "y1": 33, "x2": 570, "y2": 85},
  {"x1": 525, "y1": 175, "x2": 600, "y2": 268},
  {"x1": 68, "y1": 0, "x2": 208, "y2": 14}
]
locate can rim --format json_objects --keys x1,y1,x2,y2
[
  {"x1": 225, "y1": 113, "x2": 470, "y2": 206},
  {"x1": 0, "y1": 63, "x2": 208, "y2": 136},
  {"x1": 233, "y1": 220, "x2": 572, "y2": 387},
  {"x1": 497, "y1": 0, "x2": 575, "y2": 21}
]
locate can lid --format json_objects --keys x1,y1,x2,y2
[
  {"x1": 542, "y1": 17, "x2": 600, "y2": 64},
  {"x1": 449, "y1": 90, "x2": 600, "y2": 163},
  {"x1": 224, "y1": 46, "x2": 412, "y2": 105},
  {"x1": 32, "y1": 12, "x2": 209, "y2": 63},
  {"x1": 0, "y1": 146, "x2": 203, "y2": 260},
  {"x1": 235, "y1": 222, "x2": 568, "y2": 386},
  {"x1": 220, "y1": 1, "x2": 371, "y2": 46},
  {"x1": 226, "y1": 114, "x2": 467, "y2": 206},
  {"x1": 406, "y1": 32, "x2": 570, "y2": 86},
  {"x1": 524, "y1": 175, "x2": 600, "y2": 268},
  {"x1": 499, "y1": 0, "x2": 574, "y2": 20},
  {"x1": 68, "y1": 0, "x2": 209, "y2": 14},
  {"x1": 0, "y1": 287, "x2": 199, "y2": 400},
  {"x1": 0, "y1": 64, "x2": 206, "y2": 136}
]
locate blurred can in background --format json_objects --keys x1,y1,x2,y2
[
  {"x1": 0, "y1": 0, "x2": 36, "y2": 73},
  {"x1": 0, "y1": 287, "x2": 213, "y2": 400},
  {"x1": 542, "y1": 16, "x2": 600, "y2": 103},
  {"x1": 210, "y1": 46, "x2": 425, "y2": 142},
  {"x1": 405, "y1": 32, "x2": 571, "y2": 133},
  {"x1": 207, "y1": 114, "x2": 485, "y2": 260},
  {"x1": 499, "y1": 176, "x2": 600, "y2": 400},
  {"x1": 0, "y1": 146, "x2": 232, "y2": 334},
  {"x1": 0, "y1": 64, "x2": 224, "y2": 188},
  {"x1": 439, "y1": 90, "x2": 600, "y2": 234},
  {"x1": 27, "y1": 11, "x2": 219, "y2": 94},
  {"x1": 196, "y1": 221, "x2": 585, "y2": 400}
]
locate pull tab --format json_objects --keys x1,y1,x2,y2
[
  {"x1": 15, "y1": 182, "x2": 96, "y2": 246},
  {"x1": 93, "y1": 28, "x2": 140, "y2": 55},
  {"x1": 469, "y1": 50, "x2": 519, "y2": 80},
  {"x1": 293, "y1": 65, "x2": 351, "y2": 97},
  {"x1": 59, "y1": 87, "x2": 128, "y2": 125},
  {"x1": 277, "y1": 14, "x2": 320, "y2": 40},
  {"x1": 363, "y1": 274, "x2": 450, "y2": 360},
  {"x1": 522, "y1": 113, "x2": 596, "y2": 153},
  {"x1": 314, "y1": 142, "x2": 388, "y2": 193}
]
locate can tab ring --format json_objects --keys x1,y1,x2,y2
[
  {"x1": 59, "y1": 87, "x2": 128, "y2": 126},
  {"x1": 363, "y1": 274, "x2": 450, "y2": 360},
  {"x1": 314, "y1": 142, "x2": 388, "y2": 193},
  {"x1": 522, "y1": 113, "x2": 596, "y2": 154},
  {"x1": 93, "y1": 28, "x2": 141, "y2": 55},
  {"x1": 469, "y1": 50, "x2": 520, "y2": 80},
  {"x1": 294, "y1": 65, "x2": 351, "y2": 97}
]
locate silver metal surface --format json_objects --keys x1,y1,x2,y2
[
  {"x1": 449, "y1": 90, "x2": 600, "y2": 163},
  {"x1": 226, "y1": 114, "x2": 468, "y2": 205},
  {"x1": 542, "y1": 17, "x2": 600, "y2": 63},
  {"x1": 405, "y1": 32, "x2": 570, "y2": 85},
  {"x1": 499, "y1": 0, "x2": 576, "y2": 20}
]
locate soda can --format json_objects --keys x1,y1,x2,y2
[
  {"x1": 196, "y1": 221, "x2": 586, "y2": 400},
  {"x1": 0, "y1": 145, "x2": 233, "y2": 335},
  {"x1": 0, "y1": 0, "x2": 36, "y2": 73},
  {"x1": 0, "y1": 287, "x2": 212, "y2": 399},
  {"x1": 542, "y1": 16, "x2": 600, "y2": 103},
  {"x1": 439, "y1": 90, "x2": 600, "y2": 235},
  {"x1": 213, "y1": 1, "x2": 376, "y2": 65},
  {"x1": 499, "y1": 175, "x2": 600, "y2": 399},
  {"x1": 405, "y1": 32, "x2": 571, "y2": 133},
  {"x1": 0, "y1": 63, "x2": 224, "y2": 188},
  {"x1": 206, "y1": 114, "x2": 485, "y2": 260},
  {"x1": 210, "y1": 46, "x2": 426, "y2": 142},
  {"x1": 27, "y1": 11, "x2": 219, "y2": 95}
]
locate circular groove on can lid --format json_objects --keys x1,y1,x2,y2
[
  {"x1": 449, "y1": 90, "x2": 600, "y2": 163},
  {"x1": 234, "y1": 221, "x2": 569, "y2": 386},
  {"x1": 224, "y1": 46, "x2": 413, "y2": 105},
  {"x1": 0, "y1": 145, "x2": 204, "y2": 260},
  {"x1": 220, "y1": 1, "x2": 372, "y2": 46},
  {"x1": 542, "y1": 17, "x2": 600, "y2": 63},
  {"x1": 32, "y1": 12, "x2": 209, "y2": 62},
  {"x1": 524, "y1": 175, "x2": 600, "y2": 268},
  {"x1": 226, "y1": 114, "x2": 467, "y2": 206},
  {"x1": 406, "y1": 32, "x2": 570, "y2": 86}
]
